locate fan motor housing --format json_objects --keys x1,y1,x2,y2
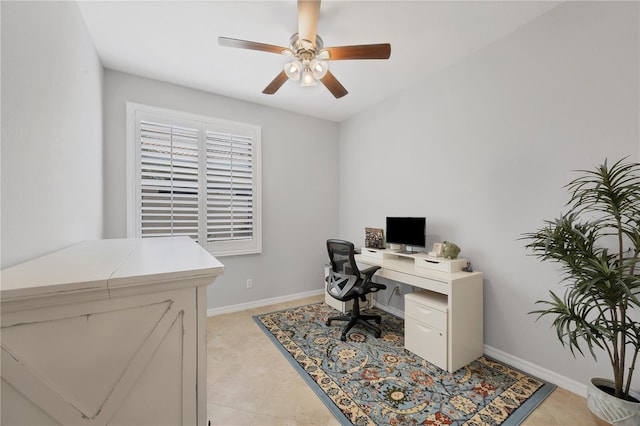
[{"x1": 290, "y1": 33, "x2": 323, "y2": 60}]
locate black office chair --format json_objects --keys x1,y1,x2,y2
[{"x1": 325, "y1": 239, "x2": 386, "y2": 341}]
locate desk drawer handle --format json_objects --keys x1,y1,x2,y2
[
  {"x1": 417, "y1": 324, "x2": 433, "y2": 333},
  {"x1": 418, "y1": 324, "x2": 444, "y2": 337},
  {"x1": 417, "y1": 324, "x2": 443, "y2": 336}
]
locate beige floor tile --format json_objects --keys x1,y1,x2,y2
[
  {"x1": 522, "y1": 388, "x2": 608, "y2": 426},
  {"x1": 208, "y1": 404, "x2": 255, "y2": 426},
  {"x1": 248, "y1": 412, "x2": 305, "y2": 426},
  {"x1": 256, "y1": 374, "x2": 331, "y2": 420}
]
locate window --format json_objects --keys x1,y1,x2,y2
[{"x1": 126, "y1": 103, "x2": 261, "y2": 256}]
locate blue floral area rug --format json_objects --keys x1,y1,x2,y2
[{"x1": 254, "y1": 302, "x2": 555, "y2": 426}]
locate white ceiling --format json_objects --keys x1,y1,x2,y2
[{"x1": 77, "y1": 1, "x2": 561, "y2": 122}]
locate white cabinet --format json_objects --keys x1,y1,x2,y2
[
  {"x1": 357, "y1": 248, "x2": 483, "y2": 372},
  {"x1": 405, "y1": 291, "x2": 448, "y2": 370},
  {"x1": 0, "y1": 237, "x2": 224, "y2": 426}
]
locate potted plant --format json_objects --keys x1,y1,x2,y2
[{"x1": 523, "y1": 158, "x2": 640, "y2": 425}]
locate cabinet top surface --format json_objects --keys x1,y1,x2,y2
[
  {"x1": 356, "y1": 250, "x2": 482, "y2": 281},
  {"x1": 1, "y1": 237, "x2": 225, "y2": 301}
]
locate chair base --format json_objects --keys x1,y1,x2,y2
[{"x1": 326, "y1": 297, "x2": 382, "y2": 341}]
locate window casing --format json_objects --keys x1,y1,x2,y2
[{"x1": 127, "y1": 103, "x2": 261, "y2": 256}]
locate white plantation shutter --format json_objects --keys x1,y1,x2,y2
[
  {"x1": 139, "y1": 120, "x2": 200, "y2": 240},
  {"x1": 127, "y1": 104, "x2": 261, "y2": 256},
  {"x1": 205, "y1": 131, "x2": 254, "y2": 242}
]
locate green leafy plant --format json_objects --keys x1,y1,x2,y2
[{"x1": 523, "y1": 158, "x2": 640, "y2": 400}]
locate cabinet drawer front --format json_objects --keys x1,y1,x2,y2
[
  {"x1": 415, "y1": 257, "x2": 451, "y2": 273},
  {"x1": 360, "y1": 247, "x2": 384, "y2": 259},
  {"x1": 415, "y1": 257, "x2": 466, "y2": 273},
  {"x1": 405, "y1": 319, "x2": 447, "y2": 370},
  {"x1": 405, "y1": 300, "x2": 447, "y2": 331}
]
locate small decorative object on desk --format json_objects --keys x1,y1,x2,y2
[
  {"x1": 365, "y1": 227, "x2": 385, "y2": 249},
  {"x1": 428, "y1": 242, "x2": 443, "y2": 257},
  {"x1": 441, "y1": 241, "x2": 461, "y2": 259},
  {"x1": 463, "y1": 261, "x2": 473, "y2": 272}
]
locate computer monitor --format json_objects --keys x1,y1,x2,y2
[{"x1": 386, "y1": 217, "x2": 426, "y2": 250}]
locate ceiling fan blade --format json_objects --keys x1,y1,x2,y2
[
  {"x1": 298, "y1": 0, "x2": 320, "y2": 47},
  {"x1": 262, "y1": 71, "x2": 289, "y2": 95},
  {"x1": 323, "y1": 43, "x2": 391, "y2": 60},
  {"x1": 320, "y1": 71, "x2": 348, "y2": 99},
  {"x1": 218, "y1": 37, "x2": 289, "y2": 55}
]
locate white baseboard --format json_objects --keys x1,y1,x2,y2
[
  {"x1": 207, "y1": 289, "x2": 325, "y2": 317},
  {"x1": 483, "y1": 344, "x2": 587, "y2": 397}
]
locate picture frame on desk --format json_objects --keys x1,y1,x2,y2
[
  {"x1": 365, "y1": 227, "x2": 385, "y2": 249},
  {"x1": 428, "y1": 242, "x2": 443, "y2": 257}
]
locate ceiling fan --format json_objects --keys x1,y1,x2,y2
[{"x1": 218, "y1": 0, "x2": 391, "y2": 99}]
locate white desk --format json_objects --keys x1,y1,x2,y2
[
  {"x1": 1, "y1": 237, "x2": 224, "y2": 426},
  {"x1": 356, "y1": 248, "x2": 483, "y2": 372}
]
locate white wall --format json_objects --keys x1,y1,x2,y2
[
  {"x1": 339, "y1": 1, "x2": 639, "y2": 390},
  {"x1": 1, "y1": 1, "x2": 104, "y2": 269},
  {"x1": 103, "y1": 70, "x2": 339, "y2": 309}
]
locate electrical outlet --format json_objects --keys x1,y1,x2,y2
[{"x1": 246, "y1": 279, "x2": 253, "y2": 289}]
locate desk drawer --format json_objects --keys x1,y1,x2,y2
[
  {"x1": 415, "y1": 256, "x2": 467, "y2": 273},
  {"x1": 360, "y1": 247, "x2": 384, "y2": 259},
  {"x1": 405, "y1": 290, "x2": 448, "y2": 326},
  {"x1": 405, "y1": 298, "x2": 447, "y2": 331},
  {"x1": 405, "y1": 318, "x2": 447, "y2": 370}
]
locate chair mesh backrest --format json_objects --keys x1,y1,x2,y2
[
  {"x1": 326, "y1": 239, "x2": 360, "y2": 299},
  {"x1": 327, "y1": 239, "x2": 359, "y2": 276}
]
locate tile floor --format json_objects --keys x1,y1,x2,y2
[{"x1": 206, "y1": 295, "x2": 607, "y2": 425}]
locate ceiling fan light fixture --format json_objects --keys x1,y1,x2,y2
[
  {"x1": 310, "y1": 58, "x2": 328, "y2": 80},
  {"x1": 300, "y1": 67, "x2": 316, "y2": 87},
  {"x1": 218, "y1": 1, "x2": 390, "y2": 98},
  {"x1": 284, "y1": 60, "x2": 302, "y2": 81}
]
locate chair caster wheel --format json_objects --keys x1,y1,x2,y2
[
  {"x1": 340, "y1": 335, "x2": 347, "y2": 341},
  {"x1": 375, "y1": 332, "x2": 382, "y2": 338},
  {"x1": 326, "y1": 320, "x2": 331, "y2": 326}
]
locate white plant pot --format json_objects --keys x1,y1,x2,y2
[{"x1": 587, "y1": 378, "x2": 640, "y2": 425}]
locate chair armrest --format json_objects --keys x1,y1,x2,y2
[
  {"x1": 361, "y1": 266, "x2": 385, "y2": 294},
  {"x1": 360, "y1": 265, "x2": 381, "y2": 280}
]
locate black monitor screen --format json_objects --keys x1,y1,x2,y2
[{"x1": 386, "y1": 217, "x2": 426, "y2": 247}]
